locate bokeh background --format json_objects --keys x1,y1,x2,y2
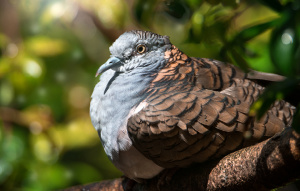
[{"x1": 0, "y1": 0, "x2": 299, "y2": 190}]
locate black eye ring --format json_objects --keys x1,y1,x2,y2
[{"x1": 136, "y1": 44, "x2": 147, "y2": 54}]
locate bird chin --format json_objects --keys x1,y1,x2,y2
[
  {"x1": 108, "y1": 65, "x2": 126, "y2": 73},
  {"x1": 116, "y1": 66, "x2": 126, "y2": 73}
]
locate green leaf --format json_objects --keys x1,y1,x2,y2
[
  {"x1": 292, "y1": 106, "x2": 300, "y2": 133},
  {"x1": 134, "y1": 0, "x2": 159, "y2": 26},
  {"x1": 0, "y1": 80, "x2": 14, "y2": 106},
  {"x1": 250, "y1": 78, "x2": 300, "y2": 119},
  {"x1": 270, "y1": 12, "x2": 300, "y2": 76},
  {"x1": 186, "y1": 0, "x2": 204, "y2": 9},
  {"x1": 164, "y1": 0, "x2": 192, "y2": 21},
  {"x1": 24, "y1": 164, "x2": 71, "y2": 190},
  {"x1": 234, "y1": 20, "x2": 279, "y2": 43},
  {"x1": 0, "y1": 160, "x2": 13, "y2": 184},
  {"x1": 257, "y1": 0, "x2": 285, "y2": 12},
  {"x1": 221, "y1": 0, "x2": 240, "y2": 7},
  {"x1": 206, "y1": 0, "x2": 221, "y2": 6},
  {"x1": 69, "y1": 163, "x2": 103, "y2": 183},
  {"x1": 228, "y1": 47, "x2": 250, "y2": 71},
  {"x1": 25, "y1": 36, "x2": 68, "y2": 57}
]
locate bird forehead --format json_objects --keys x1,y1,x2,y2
[{"x1": 109, "y1": 33, "x2": 139, "y2": 56}]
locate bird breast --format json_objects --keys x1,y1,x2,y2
[
  {"x1": 90, "y1": 69, "x2": 164, "y2": 179},
  {"x1": 103, "y1": 97, "x2": 164, "y2": 180}
]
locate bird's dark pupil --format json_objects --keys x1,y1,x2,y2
[{"x1": 138, "y1": 46, "x2": 144, "y2": 52}]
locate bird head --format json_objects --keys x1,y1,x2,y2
[{"x1": 96, "y1": 30, "x2": 172, "y2": 76}]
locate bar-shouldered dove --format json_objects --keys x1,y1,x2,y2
[{"x1": 90, "y1": 30, "x2": 295, "y2": 181}]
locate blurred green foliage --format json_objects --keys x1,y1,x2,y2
[{"x1": 0, "y1": 0, "x2": 299, "y2": 190}]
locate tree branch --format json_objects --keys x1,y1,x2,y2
[
  {"x1": 77, "y1": 3, "x2": 139, "y2": 43},
  {"x1": 64, "y1": 127, "x2": 300, "y2": 191},
  {"x1": 0, "y1": 0, "x2": 21, "y2": 43}
]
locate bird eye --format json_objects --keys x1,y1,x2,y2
[{"x1": 136, "y1": 44, "x2": 147, "y2": 54}]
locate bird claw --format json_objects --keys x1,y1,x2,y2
[
  {"x1": 121, "y1": 176, "x2": 137, "y2": 191},
  {"x1": 157, "y1": 168, "x2": 178, "y2": 190}
]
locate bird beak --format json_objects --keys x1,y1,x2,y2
[{"x1": 95, "y1": 57, "x2": 122, "y2": 77}]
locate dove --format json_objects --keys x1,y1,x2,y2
[{"x1": 90, "y1": 30, "x2": 295, "y2": 182}]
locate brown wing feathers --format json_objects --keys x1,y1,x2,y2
[
  {"x1": 129, "y1": 89, "x2": 252, "y2": 167},
  {"x1": 127, "y1": 45, "x2": 295, "y2": 168}
]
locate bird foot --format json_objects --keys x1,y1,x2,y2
[
  {"x1": 121, "y1": 176, "x2": 137, "y2": 191},
  {"x1": 157, "y1": 168, "x2": 178, "y2": 190},
  {"x1": 121, "y1": 176, "x2": 148, "y2": 191}
]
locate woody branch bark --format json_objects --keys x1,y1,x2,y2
[
  {"x1": 0, "y1": 0, "x2": 21, "y2": 43},
  {"x1": 64, "y1": 127, "x2": 300, "y2": 191},
  {"x1": 77, "y1": 2, "x2": 139, "y2": 43}
]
